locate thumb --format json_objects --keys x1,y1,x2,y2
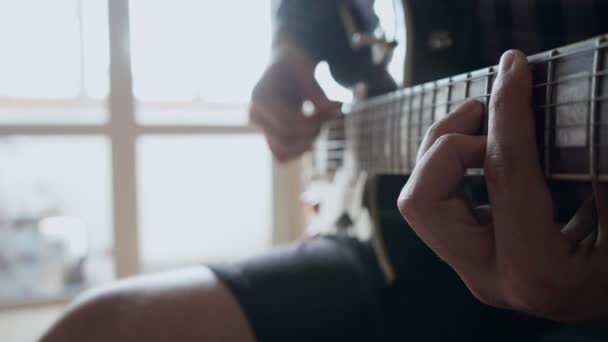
[{"x1": 292, "y1": 65, "x2": 337, "y2": 116}]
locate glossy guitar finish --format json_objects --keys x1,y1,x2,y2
[{"x1": 304, "y1": 1, "x2": 606, "y2": 283}]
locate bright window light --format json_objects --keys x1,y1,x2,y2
[
  {"x1": 129, "y1": 0, "x2": 271, "y2": 104},
  {"x1": 0, "y1": 0, "x2": 109, "y2": 100}
]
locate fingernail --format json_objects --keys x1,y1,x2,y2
[
  {"x1": 460, "y1": 99, "x2": 483, "y2": 115},
  {"x1": 500, "y1": 50, "x2": 516, "y2": 73},
  {"x1": 500, "y1": 50, "x2": 528, "y2": 76}
]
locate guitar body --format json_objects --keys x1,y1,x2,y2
[{"x1": 304, "y1": 0, "x2": 604, "y2": 282}]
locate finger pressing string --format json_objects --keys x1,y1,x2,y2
[{"x1": 561, "y1": 197, "x2": 597, "y2": 252}]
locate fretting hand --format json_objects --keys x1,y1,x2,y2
[{"x1": 398, "y1": 50, "x2": 608, "y2": 323}]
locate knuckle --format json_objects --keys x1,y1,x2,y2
[
  {"x1": 502, "y1": 270, "x2": 568, "y2": 319},
  {"x1": 424, "y1": 121, "x2": 445, "y2": 144},
  {"x1": 489, "y1": 87, "x2": 509, "y2": 114},
  {"x1": 433, "y1": 133, "x2": 461, "y2": 151},
  {"x1": 397, "y1": 191, "x2": 422, "y2": 224},
  {"x1": 484, "y1": 146, "x2": 517, "y2": 190},
  {"x1": 489, "y1": 73, "x2": 516, "y2": 112}
]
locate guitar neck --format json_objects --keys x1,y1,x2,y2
[{"x1": 319, "y1": 34, "x2": 608, "y2": 181}]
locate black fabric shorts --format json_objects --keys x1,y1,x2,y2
[{"x1": 210, "y1": 230, "x2": 570, "y2": 342}]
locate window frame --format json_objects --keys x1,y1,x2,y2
[{"x1": 0, "y1": 0, "x2": 304, "y2": 308}]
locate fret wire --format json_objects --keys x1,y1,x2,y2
[
  {"x1": 397, "y1": 93, "x2": 402, "y2": 173},
  {"x1": 406, "y1": 88, "x2": 413, "y2": 170},
  {"x1": 334, "y1": 93, "x2": 608, "y2": 158},
  {"x1": 589, "y1": 38, "x2": 603, "y2": 179},
  {"x1": 327, "y1": 122, "x2": 608, "y2": 145},
  {"x1": 368, "y1": 105, "x2": 373, "y2": 170},
  {"x1": 431, "y1": 81, "x2": 438, "y2": 132},
  {"x1": 344, "y1": 39, "x2": 608, "y2": 118},
  {"x1": 324, "y1": 141, "x2": 608, "y2": 152},
  {"x1": 342, "y1": 93, "x2": 608, "y2": 124},
  {"x1": 345, "y1": 69, "x2": 608, "y2": 119},
  {"x1": 360, "y1": 111, "x2": 365, "y2": 171},
  {"x1": 360, "y1": 107, "x2": 364, "y2": 170},
  {"x1": 397, "y1": 93, "x2": 404, "y2": 173},
  {"x1": 357, "y1": 112, "x2": 361, "y2": 171},
  {"x1": 331, "y1": 88, "x2": 608, "y2": 168},
  {"x1": 417, "y1": 87, "x2": 424, "y2": 162},
  {"x1": 551, "y1": 122, "x2": 608, "y2": 128},
  {"x1": 397, "y1": 92, "x2": 403, "y2": 173},
  {"x1": 378, "y1": 101, "x2": 384, "y2": 172},
  {"x1": 353, "y1": 39, "x2": 608, "y2": 112},
  {"x1": 365, "y1": 110, "x2": 369, "y2": 171},
  {"x1": 464, "y1": 73, "x2": 471, "y2": 98},
  {"x1": 392, "y1": 93, "x2": 400, "y2": 173},
  {"x1": 384, "y1": 98, "x2": 396, "y2": 174},
  {"x1": 533, "y1": 69, "x2": 608, "y2": 89},
  {"x1": 446, "y1": 76, "x2": 453, "y2": 115},
  {"x1": 387, "y1": 99, "x2": 392, "y2": 174},
  {"x1": 364, "y1": 106, "x2": 369, "y2": 170},
  {"x1": 535, "y1": 95, "x2": 608, "y2": 109},
  {"x1": 373, "y1": 104, "x2": 379, "y2": 169},
  {"x1": 529, "y1": 39, "x2": 608, "y2": 64},
  {"x1": 378, "y1": 103, "x2": 384, "y2": 171},
  {"x1": 483, "y1": 67, "x2": 494, "y2": 134},
  {"x1": 387, "y1": 100, "x2": 393, "y2": 173},
  {"x1": 323, "y1": 36, "x2": 608, "y2": 175}
]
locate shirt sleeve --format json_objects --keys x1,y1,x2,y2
[{"x1": 273, "y1": 0, "x2": 390, "y2": 89}]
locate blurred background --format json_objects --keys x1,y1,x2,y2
[{"x1": 0, "y1": 1, "x2": 352, "y2": 340}]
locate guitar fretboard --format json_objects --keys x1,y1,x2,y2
[{"x1": 316, "y1": 34, "x2": 608, "y2": 182}]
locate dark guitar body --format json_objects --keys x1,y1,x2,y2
[
  {"x1": 359, "y1": 0, "x2": 597, "y2": 270},
  {"x1": 303, "y1": 2, "x2": 607, "y2": 338}
]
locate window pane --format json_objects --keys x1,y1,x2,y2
[
  {"x1": 0, "y1": 137, "x2": 113, "y2": 304},
  {"x1": 137, "y1": 135, "x2": 272, "y2": 270},
  {"x1": 0, "y1": 0, "x2": 109, "y2": 124},
  {"x1": 130, "y1": 0, "x2": 271, "y2": 124},
  {"x1": 82, "y1": 0, "x2": 110, "y2": 100}
]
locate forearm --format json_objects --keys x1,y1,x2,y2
[{"x1": 273, "y1": 0, "x2": 381, "y2": 88}]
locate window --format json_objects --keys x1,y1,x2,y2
[
  {"x1": 0, "y1": 0, "x2": 281, "y2": 306},
  {"x1": 0, "y1": 0, "x2": 109, "y2": 124},
  {"x1": 137, "y1": 135, "x2": 271, "y2": 271},
  {"x1": 129, "y1": 0, "x2": 271, "y2": 124}
]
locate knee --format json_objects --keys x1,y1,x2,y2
[
  {"x1": 40, "y1": 267, "x2": 256, "y2": 342},
  {"x1": 40, "y1": 286, "x2": 129, "y2": 342}
]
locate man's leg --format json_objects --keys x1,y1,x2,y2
[
  {"x1": 40, "y1": 235, "x2": 387, "y2": 342},
  {"x1": 40, "y1": 267, "x2": 256, "y2": 342}
]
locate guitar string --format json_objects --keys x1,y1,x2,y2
[
  {"x1": 327, "y1": 78, "x2": 608, "y2": 129},
  {"x1": 346, "y1": 39, "x2": 608, "y2": 110},
  {"x1": 324, "y1": 94, "x2": 608, "y2": 153},
  {"x1": 327, "y1": 95, "x2": 608, "y2": 142},
  {"x1": 324, "y1": 92, "x2": 608, "y2": 135},
  {"x1": 319, "y1": 39, "x2": 608, "y2": 170},
  {"x1": 344, "y1": 66, "x2": 608, "y2": 114}
]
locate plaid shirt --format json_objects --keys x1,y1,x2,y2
[{"x1": 275, "y1": 0, "x2": 608, "y2": 85}]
